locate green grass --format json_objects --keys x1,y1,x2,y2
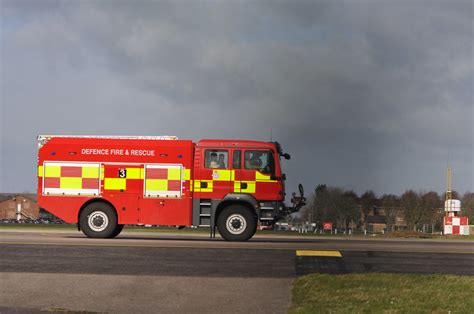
[{"x1": 289, "y1": 273, "x2": 474, "y2": 314}]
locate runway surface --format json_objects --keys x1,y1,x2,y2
[
  {"x1": 1, "y1": 230, "x2": 473, "y2": 313},
  {"x1": 1, "y1": 230, "x2": 473, "y2": 276},
  {"x1": 1, "y1": 229, "x2": 473, "y2": 253}
]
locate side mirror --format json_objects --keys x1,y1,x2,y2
[
  {"x1": 290, "y1": 184, "x2": 306, "y2": 212},
  {"x1": 282, "y1": 153, "x2": 291, "y2": 160}
]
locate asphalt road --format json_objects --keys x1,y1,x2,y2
[
  {"x1": 1, "y1": 229, "x2": 473, "y2": 253},
  {"x1": 0, "y1": 230, "x2": 473, "y2": 313}
]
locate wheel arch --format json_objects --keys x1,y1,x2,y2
[{"x1": 214, "y1": 194, "x2": 258, "y2": 225}]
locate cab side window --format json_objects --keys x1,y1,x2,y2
[
  {"x1": 244, "y1": 150, "x2": 275, "y2": 174},
  {"x1": 205, "y1": 150, "x2": 228, "y2": 169},
  {"x1": 233, "y1": 150, "x2": 241, "y2": 169}
]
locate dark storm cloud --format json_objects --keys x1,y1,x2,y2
[{"x1": 0, "y1": 0, "x2": 472, "y2": 196}]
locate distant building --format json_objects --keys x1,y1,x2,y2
[
  {"x1": 366, "y1": 215, "x2": 386, "y2": 233},
  {"x1": 361, "y1": 204, "x2": 408, "y2": 233},
  {"x1": 393, "y1": 211, "x2": 408, "y2": 231},
  {"x1": 0, "y1": 194, "x2": 40, "y2": 220}
]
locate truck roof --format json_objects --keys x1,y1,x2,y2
[
  {"x1": 197, "y1": 139, "x2": 275, "y2": 149},
  {"x1": 38, "y1": 134, "x2": 178, "y2": 141},
  {"x1": 37, "y1": 135, "x2": 276, "y2": 150},
  {"x1": 37, "y1": 135, "x2": 181, "y2": 149}
]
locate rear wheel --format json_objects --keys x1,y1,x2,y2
[
  {"x1": 217, "y1": 205, "x2": 257, "y2": 241},
  {"x1": 109, "y1": 224, "x2": 124, "y2": 238},
  {"x1": 80, "y1": 202, "x2": 117, "y2": 238}
]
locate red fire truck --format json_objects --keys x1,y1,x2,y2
[{"x1": 37, "y1": 135, "x2": 305, "y2": 241}]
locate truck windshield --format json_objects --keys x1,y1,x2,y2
[{"x1": 244, "y1": 150, "x2": 275, "y2": 174}]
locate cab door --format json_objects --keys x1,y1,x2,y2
[
  {"x1": 194, "y1": 148, "x2": 232, "y2": 199},
  {"x1": 235, "y1": 149, "x2": 279, "y2": 200}
]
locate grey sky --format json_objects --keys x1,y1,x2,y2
[{"x1": 0, "y1": 0, "x2": 473, "y2": 197}]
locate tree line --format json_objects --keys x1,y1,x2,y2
[{"x1": 301, "y1": 184, "x2": 474, "y2": 232}]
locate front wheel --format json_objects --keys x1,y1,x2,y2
[
  {"x1": 79, "y1": 202, "x2": 118, "y2": 238},
  {"x1": 217, "y1": 205, "x2": 257, "y2": 241}
]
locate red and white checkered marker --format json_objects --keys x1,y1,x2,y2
[{"x1": 444, "y1": 216, "x2": 469, "y2": 235}]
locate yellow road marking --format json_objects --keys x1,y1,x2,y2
[{"x1": 296, "y1": 250, "x2": 342, "y2": 257}]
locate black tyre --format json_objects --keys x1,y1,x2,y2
[
  {"x1": 217, "y1": 205, "x2": 257, "y2": 241},
  {"x1": 108, "y1": 224, "x2": 124, "y2": 238},
  {"x1": 79, "y1": 202, "x2": 118, "y2": 238}
]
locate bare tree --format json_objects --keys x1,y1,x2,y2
[
  {"x1": 359, "y1": 190, "x2": 377, "y2": 229},
  {"x1": 301, "y1": 184, "x2": 329, "y2": 226},
  {"x1": 462, "y1": 192, "x2": 474, "y2": 222},
  {"x1": 303, "y1": 184, "x2": 473, "y2": 234},
  {"x1": 420, "y1": 191, "x2": 442, "y2": 232},
  {"x1": 401, "y1": 190, "x2": 422, "y2": 231},
  {"x1": 381, "y1": 194, "x2": 399, "y2": 233},
  {"x1": 304, "y1": 185, "x2": 359, "y2": 230},
  {"x1": 342, "y1": 190, "x2": 359, "y2": 230}
]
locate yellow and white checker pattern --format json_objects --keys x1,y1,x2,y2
[
  {"x1": 103, "y1": 167, "x2": 144, "y2": 191},
  {"x1": 144, "y1": 164, "x2": 183, "y2": 198},
  {"x1": 39, "y1": 162, "x2": 100, "y2": 196},
  {"x1": 193, "y1": 169, "x2": 277, "y2": 194}
]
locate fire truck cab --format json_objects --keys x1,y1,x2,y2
[{"x1": 37, "y1": 135, "x2": 305, "y2": 241}]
